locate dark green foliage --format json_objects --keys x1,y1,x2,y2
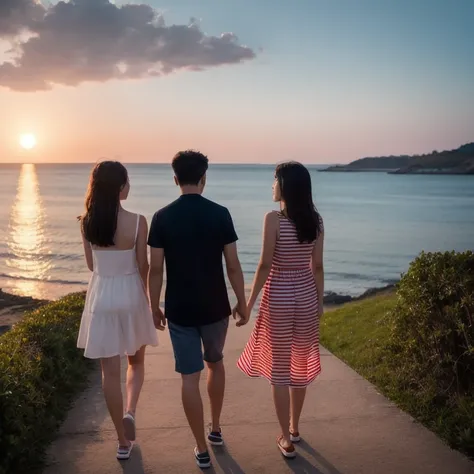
[
  {"x1": 321, "y1": 251, "x2": 474, "y2": 457},
  {"x1": 0, "y1": 293, "x2": 90, "y2": 474},
  {"x1": 387, "y1": 251, "x2": 474, "y2": 453}
]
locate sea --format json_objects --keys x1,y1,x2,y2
[{"x1": 0, "y1": 163, "x2": 473, "y2": 301}]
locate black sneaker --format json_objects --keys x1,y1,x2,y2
[
  {"x1": 208, "y1": 428, "x2": 224, "y2": 446},
  {"x1": 194, "y1": 447, "x2": 211, "y2": 469}
]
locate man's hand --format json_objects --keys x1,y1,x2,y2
[
  {"x1": 152, "y1": 307, "x2": 167, "y2": 331},
  {"x1": 232, "y1": 301, "x2": 249, "y2": 327}
]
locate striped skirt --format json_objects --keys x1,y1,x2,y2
[{"x1": 237, "y1": 268, "x2": 321, "y2": 388}]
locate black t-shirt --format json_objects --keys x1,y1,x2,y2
[{"x1": 148, "y1": 194, "x2": 238, "y2": 327}]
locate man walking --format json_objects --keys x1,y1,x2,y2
[{"x1": 148, "y1": 150, "x2": 248, "y2": 469}]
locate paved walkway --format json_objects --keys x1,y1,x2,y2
[{"x1": 45, "y1": 323, "x2": 474, "y2": 474}]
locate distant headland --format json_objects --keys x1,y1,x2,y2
[{"x1": 321, "y1": 142, "x2": 474, "y2": 174}]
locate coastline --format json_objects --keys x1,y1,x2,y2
[
  {"x1": 0, "y1": 284, "x2": 396, "y2": 335},
  {"x1": 320, "y1": 168, "x2": 474, "y2": 175},
  {"x1": 0, "y1": 289, "x2": 49, "y2": 335}
]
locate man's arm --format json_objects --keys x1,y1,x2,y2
[
  {"x1": 223, "y1": 242, "x2": 248, "y2": 326},
  {"x1": 148, "y1": 247, "x2": 166, "y2": 330},
  {"x1": 221, "y1": 208, "x2": 248, "y2": 326},
  {"x1": 147, "y1": 212, "x2": 166, "y2": 330},
  {"x1": 135, "y1": 215, "x2": 149, "y2": 289}
]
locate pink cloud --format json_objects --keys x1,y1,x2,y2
[{"x1": 0, "y1": 0, "x2": 256, "y2": 91}]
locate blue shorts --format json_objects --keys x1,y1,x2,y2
[{"x1": 168, "y1": 317, "x2": 229, "y2": 375}]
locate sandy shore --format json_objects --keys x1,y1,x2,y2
[{"x1": 0, "y1": 289, "x2": 49, "y2": 335}]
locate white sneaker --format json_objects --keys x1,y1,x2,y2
[
  {"x1": 117, "y1": 442, "x2": 133, "y2": 460},
  {"x1": 123, "y1": 412, "x2": 136, "y2": 441}
]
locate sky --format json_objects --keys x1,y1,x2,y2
[{"x1": 0, "y1": 0, "x2": 473, "y2": 164}]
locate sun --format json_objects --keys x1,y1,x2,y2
[{"x1": 19, "y1": 133, "x2": 37, "y2": 150}]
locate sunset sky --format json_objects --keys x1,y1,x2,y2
[{"x1": 1, "y1": 0, "x2": 473, "y2": 164}]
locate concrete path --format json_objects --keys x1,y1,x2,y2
[{"x1": 45, "y1": 323, "x2": 474, "y2": 474}]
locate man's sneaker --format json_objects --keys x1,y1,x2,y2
[
  {"x1": 194, "y1": 447, "x2": 212, "y2": 469},
  {"x1": 208, "y1": 427, "x2": 224, "y2": 446}
]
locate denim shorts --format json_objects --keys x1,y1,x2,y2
[{"x1": 168, "y1": 317, "x2": 229, "y2": 375}]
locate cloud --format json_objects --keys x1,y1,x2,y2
[
  {"x1": 0, "y1": 0, "x2": 256, "y2": 91},
  {"x1": 0, "y1": 0, "x2": 45, "y2": 37}
]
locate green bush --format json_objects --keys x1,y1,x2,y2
[
  {"x1": 0, "y1": 293, "x2": 91, "y2": 474},
  {"x1": 387, "y1": 251, "x2": 474, "y2": 453}
]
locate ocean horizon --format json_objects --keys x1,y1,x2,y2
[{"x1": 1, "y1": 162, "x2": 473, "y2": 301}]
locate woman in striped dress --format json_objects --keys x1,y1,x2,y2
[{"x1": 237, "y1": 161, "x2": 324, "y2": 459}]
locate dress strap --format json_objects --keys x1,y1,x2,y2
[{"x1": 134, "y1": 214, "x2": 140, "y2": 245}]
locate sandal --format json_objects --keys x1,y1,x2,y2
[
  {"x1": 277, "y1": 436, "x2": 296, "y2": 459},
  {"x1": 123, "y1": 412, "x2": 136, "y2": 441},
  {"x1": 290, "y1": 431, "x2": 301, "y2": 443},
  {"x1": 116, "y1": 441, "x2": 133, "y2": 460}
]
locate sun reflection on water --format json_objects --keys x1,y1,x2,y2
[{"x1": 7, "y1": 163, "x2": 50, "y2": 298}]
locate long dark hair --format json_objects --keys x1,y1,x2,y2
[
  {"x1": 275, "y1": 161, "x2": 321, "y2": 243},
  {"x1": 80, "y1": 161, "x2": 128, "y2": 247}
]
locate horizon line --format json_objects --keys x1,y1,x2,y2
[{"x1": 0, "y1": 161, "x2": 337, "y2": 166}]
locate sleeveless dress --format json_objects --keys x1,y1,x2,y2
[
  {"x1": 237, "y1": 212, "x2": 322, "y2": 387},
  {"x1": 77, "y1": 214, "x2": 158, "y2": 359}
]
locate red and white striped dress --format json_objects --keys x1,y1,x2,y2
[{"x1": 237, "y1": 212, "x2": 322, "y2": 388}]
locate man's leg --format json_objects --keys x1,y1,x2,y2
[
  {"x1": 182, "y1": 371, "x2": 207, "y2": 453},
  {"x1": 168, "y1": 322, "x2": 208, "y2": 453},
  {"x1": 201, "y1": 317, "x2": 229, "y2": 436},
  {"x1": 206, "y1": 360, "x2": 225, "y2": 433}
]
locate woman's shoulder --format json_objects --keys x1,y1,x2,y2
[
  {"x1": 121, "y1": 209, "x2": 147, "y2": 222},
  {"x1": 264, "y1": 210, "x2": 280, "y2": 221},
  {"x1": 263, "y1": 211, "x2": 280, "y2": 231},
  {"x1": 265, "y1": 210, "x2": 280, "y2": 217}
]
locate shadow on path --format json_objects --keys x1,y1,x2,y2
[
  {"x1": 119, "y1": 445, "x2": 145, "y2": 474},
  {"x1": 211, "y1": 446, "x2": 246, "y2": 473},
  {"x1": 211, "y1": 442, "x2": 344, "y2": 474},
  {"x1": 296, "y1": 440, "x2": 344, "y2": 474}
]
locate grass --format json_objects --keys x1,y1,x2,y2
[
  {"x1": 0, "y1": 292, "x2": 92, "y2": 474},
  {"x1": 321, "y1": 294, "x2": 397, "y2": 387},
  {"x1": 320, "y1": 293, "x2": 474, "y2": 458}
]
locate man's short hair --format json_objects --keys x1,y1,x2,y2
[{"x1": 172, "y1": 150, "x2": 209, "y2": 186}]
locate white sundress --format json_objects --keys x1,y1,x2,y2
[{"x1": 77, "y1": 214, "x2": 158, "y2": 359}]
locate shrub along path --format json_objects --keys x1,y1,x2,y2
[
  {"x1": 44, "y1": 317, "x2": 474, "y2": 473},
  {"x1": 0, "y1": 294, "x2": 91, "y2": 474}
]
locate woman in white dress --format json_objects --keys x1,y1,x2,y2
[{"x1": 77, "y1": 161, "x2": 158, "y2": 460}]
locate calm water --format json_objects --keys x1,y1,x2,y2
[{"x1": 0, "y1": 163, "x2": 473, "y2": 300}]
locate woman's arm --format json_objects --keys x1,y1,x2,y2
[
  {"x1": 135, "y1": 215, "x2": 149, "y2": 289},
  {"x1": 81, "y1": 228, "x2": 93, "y2": 271},
  {"x1": 247, "y1": 212, "x2": 278, "y2": 313},
  {"x1": 311, "y1": 229, "x2": 325, "y2": 315}
]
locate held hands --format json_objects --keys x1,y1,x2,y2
[
  {"x1": 232, "y1": 300, "x2": 250, "y2": 327},
  {"x1": 152, "y1": 307, "x2": 167, "y2": 331}
]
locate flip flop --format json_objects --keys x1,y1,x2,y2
[
  {"x1": 277, "y1": 435, "x2": 296, "y2": 459},
  {"x1": 290, "y1": 431, "x2": 301, "y2": 443}
]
